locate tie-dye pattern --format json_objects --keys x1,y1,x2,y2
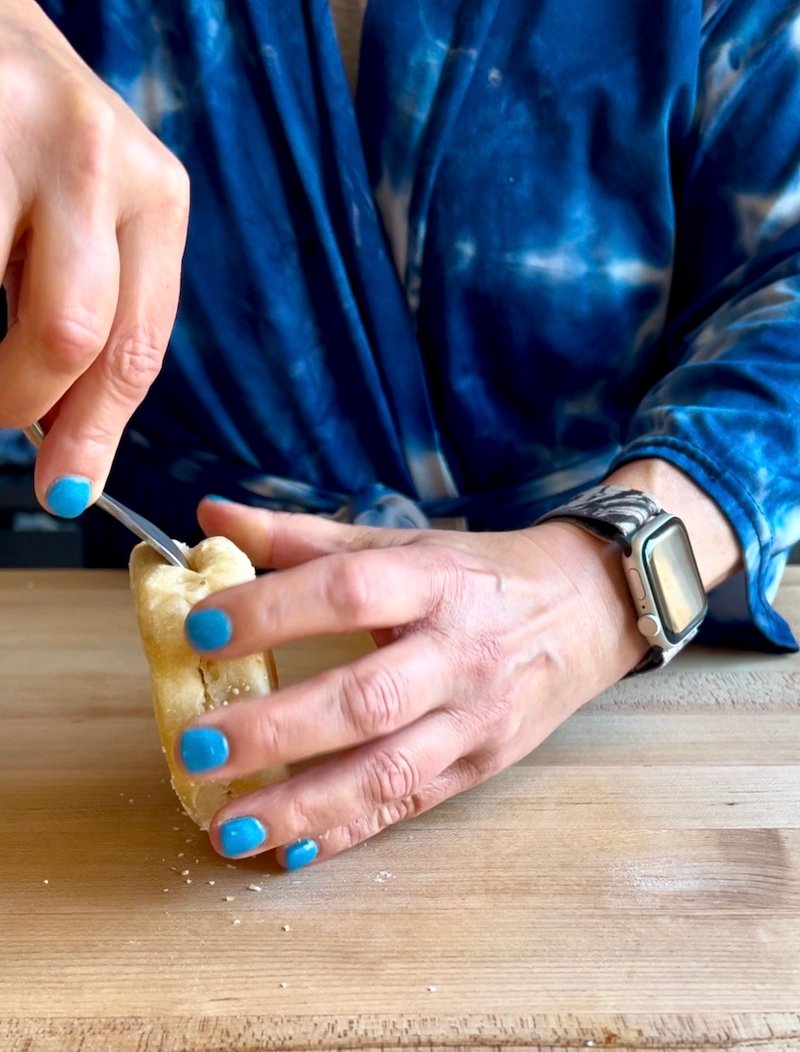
[{"x1": 39, "y1": 0, "x2": 800, "y2": 653}]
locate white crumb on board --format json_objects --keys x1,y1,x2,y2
[
  {"x1": 374, "y1": 871, "x2": 395, "y2": 883},
  {"x1": 247, "y1": 884, "x2": 262, "y2": 892}
]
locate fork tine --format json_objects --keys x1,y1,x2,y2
[{"x1": 96, "y1": 493, "x2": 189, "y2": 568}]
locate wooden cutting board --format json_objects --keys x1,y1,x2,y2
[{"x1": 1, "y1": 568, "x2": 800, "y2": 1051}]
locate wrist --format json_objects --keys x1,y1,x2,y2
[
  {"x1": 603, "y1": 458, "x2": 742, "y2": 591},
  {"x1": 524, "y1": 519, "x2": 650, "y2": 682}
]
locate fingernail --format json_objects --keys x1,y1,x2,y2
[
  {"x1": 45, "y1": 476, "x2": 92, "y2": 519},
  {"x1": 219, "y1": 816, "x2": 267, "y2": 856},
  {"x1": 185, "y1": 608, "x2": 232, "y2": 651},
  {"x1": 204, "y1": 494, "x2": 229, "y2": 503},
  {"x1": 283, "y1": 838, "x2": 319, "y2": 871},
  {"x1": 179, "y1": 727, "x2": 229, "y2": 773}
]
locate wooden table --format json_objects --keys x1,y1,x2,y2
[{"x1": 1, "y1": 569, "x2": 800, "y2": 1052}]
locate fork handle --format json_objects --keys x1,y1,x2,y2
[{"x1": 23, "y1": 422, "x2": 46, "y2": 448}]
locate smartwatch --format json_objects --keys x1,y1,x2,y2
[{"x1": 535, "y1": 484, "x2": 708, "y2": 674}]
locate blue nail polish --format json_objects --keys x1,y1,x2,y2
[
  {"x1": 185, "y1": 608, "x2": 233, "y2": 651},
  {"x1": 284, "y1": 838, "x2": 319, "y2": 871},
  {"x1": 219, "y1": 816, "x2": 267, "y2": 856},
  {"x1": 45, "y1": 476, "x2": 92, "y2": 519},
  {"x1": 179, "y1": 727, "x2": 229, "y2": 773},
  {"x1": 204, "y1": 494, "x2": 229, "y2": 503}
]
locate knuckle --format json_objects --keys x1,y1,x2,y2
[
  {"x1": 102, "y1": 334, "x2": 164, "y2": 402},
  {"x1": 0, "y1": 59, "x2": 36, "y2": 115},
  {"x1": 253, "y1": 707, "x2": 282, "y2": 759},
  {"x1": 285, "y1": 794, "x2": 317, "y2": 837},
  {"x1": 480, "y1": 693, "x2": 516, "y2": 737},
  {"x1": 335, "y1": 815, "x2": 374, "y2": 851},
  {"x1": 445, "y1": 627, "x2": 504, "y2": 686},
  {"x1": 375, "y1": 797, "x2": 417, "y2": 827},
  {"x1": 421, "y1": 549, "x2": 471, "y2": 620},
  {"x1": 465, "y1": 632, "x2": 503, "y2": 680},
  {"x1": 324, "y1": 557, "x2": 373, "y2": 624},
  {"x1": 364, "y1": 747, "x2": 421, "y2": 806},
  {"x1": 158, "y1": 154, "x2": 191, "y2": 216},
  {"x1": 337, "y1": 663, "x2": 407, "y2": 739},
  {"x1": 463, "y1": 751, "x2": 502, "y2": 783},
  {"x1": 69, "y1": 94, "x2": 116, "y2": 182},
  {"x1": 39, "y1": 311, "x2": 107, "y2": 372}
]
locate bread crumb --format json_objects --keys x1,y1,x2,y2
[
  {"x1": 247, "y1": 884, "x2": 262, "y2": 892},
  {"x1": 163, "y1": 889, "x2": 169, "y2": 893},
  {"x1": 225, "y1": 864, "x2": 237, "y2": 869},
  {"x1": 207, "y1": 880, "x2": 216, "y2": 886},
  {"x1": 180, "y1": 869, "x2": 190, "y2": 876},
  {"x1": 172, "y1": 826, "x2": 180, "y2": 831},
  {"x1": 374, "y1": 871, "x2": 395, "y2": 883},
  {"x1": 427, "y1": 986, "x2": 437, "y2": 993},
  {"x1": 279, "y1": 982, "x2": 288, "y2": 988},
  {"x1": 177, "y1": 853, "x2": 184, "y2": 858},
  {"x1": 281, "y1": 924, "x2": 290, "y2": 932},
  {"x1": 42, "y1": 879, "x2": 49, "y2": 885},
  {"x1": 224, "y1": 895, "x2": 235, "y2": 902},
  {"x1": 128, "y1": 798, "x2": 135, "y2": 804},
  {"x1": 232, "y1": 918, "x2": 241, "y2": 926},
  {"x1": 185, "y1": 879, "x2": 192, "y2": 885}
]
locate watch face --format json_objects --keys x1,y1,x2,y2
[{"x1": 643, "y1": 521, "x2": 706, "y2": 641}]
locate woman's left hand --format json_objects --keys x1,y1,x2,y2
[{"x1": 179, "y1": 498, "x2": 647, "y2": 870}]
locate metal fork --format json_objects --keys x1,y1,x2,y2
[{"x1": 24, "y1": 422, "x2": 189, "y2": 569}]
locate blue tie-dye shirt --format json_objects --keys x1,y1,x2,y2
[{"x1": 39, "y1": 0, "x2": 800, "y2": 653}]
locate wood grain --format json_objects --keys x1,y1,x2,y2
[{"x1": 1, "y1": 569, "x2": 799, "y2": 1051}]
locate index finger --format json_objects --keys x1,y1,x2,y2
[
  {"x1": 184, "y1": 545, "x2": 450, "y2": 657},
  {"x1": 31, "y1": 192, "x2": 188, "y2": 510},
  {"x1": 0, "y1": 196, "x2": 119, "y2": 430},
  {"x1": 197, "y1": 500, "x2": 415, "y2": 569}
]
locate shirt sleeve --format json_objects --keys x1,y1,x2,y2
[{"x1": 609, "y1": 0, "x2": 800, "y2": 653}]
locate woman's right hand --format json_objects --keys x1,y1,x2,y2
[{"x1": 0, "y1": 0, "x2": 190, "y2": 517}]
